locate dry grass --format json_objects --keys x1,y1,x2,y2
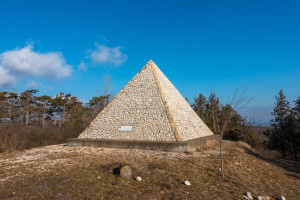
[
  {"x1": 0, "y1": 124, "x2": 81, "y2": 153},
  {"x1": 0, "y1": 141, "x2": 299, "y2": 200}
]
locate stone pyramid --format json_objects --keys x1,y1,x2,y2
[{"x1": 79, "y1": 60, "x2": 213, "y2": 142}]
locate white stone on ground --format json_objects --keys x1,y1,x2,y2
[
  {"x1": 136, "y1": 176, "x2": 142, "y2": 181},
  {"x1": 246, "y1": 192, "x2": 253, "y2": 199},
  {"x1": 184, "y1": 180, "x2": 191, "y2": 186},
  {"x1": 255, "y1": 195, "x2": 270, "y2": 200}
]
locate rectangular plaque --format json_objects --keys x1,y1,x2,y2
[{"x1": 120, "y1": 126, "x2": 133, "y2": 131}]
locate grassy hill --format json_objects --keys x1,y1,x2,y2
[{"x1": 0, "y1": 141, "x2": 299, "y2": 199}]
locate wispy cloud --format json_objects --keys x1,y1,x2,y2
[
  {"x1": 89, "y1": 43, "x2": 127, "y2": 67},
  {"x1": 0, "y1": 45, "x2": 72, "y2": 88},
  {"x1": 78, "y1": 61, "x2": 87, "y2": 71},
  {"x1": 25, "y1": 80, "x2": 44, "y2": 88}
]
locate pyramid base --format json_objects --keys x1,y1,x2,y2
[{"x1": 67, "y1": 135, "x2": 219, "y2": 153}]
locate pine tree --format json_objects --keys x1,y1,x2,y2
[
  {"x1": 192, "y1": 93, "x2": 207, "y2": 121},
  {"x1": 266, "y1": 90, "x2": 291, "y2": 158},
  {"x1": 20, "y1": 90, "x2": 38, "y2": 126},
  {"x1": 0, "y1": 92, "x2": 9, "y2": 121},
  {"x1": 36, "y1": 95, "x2": 52, "y2": 130},
  {"x1": 291, "y1": 97, "x2": 300, "y2": 159}
]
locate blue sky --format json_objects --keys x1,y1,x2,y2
[{"x1": 0, "y1": 0, "x2": 299, "y2": 124}]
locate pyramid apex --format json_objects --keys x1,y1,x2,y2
[
  {"x1": 145, "y1": 59, "x2": 158, "y2": 68},
  {"x1": 147, "y1": 59, "x2": 155, "y2": 64}
]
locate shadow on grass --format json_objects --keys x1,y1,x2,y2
[
  {"x1": 243, "y1": 146, "x2": 300, "y2": 176},
  {"x1": 285, "y1": 173, "x2": 300, "y2": 179}
]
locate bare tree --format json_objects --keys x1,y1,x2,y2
[
  {"x1": 92, "y1": 72, "x2": 113, "y2": 113},
  {"x1": 210, "y1": 86, "x2": 253, "y2": 177},
  {"x1": 101, "y1": 72, "x2": 113, "y2": 108}
]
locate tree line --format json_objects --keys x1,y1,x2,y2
[
  {"x1": 192, "y1": 90, "x2": 300, "y2": 160},
  {"x1": 0, "y1": 90, "x2": 111, "y2": 152},
  {"x1": 191, "y1": 93, "x2": 261, "y2": 147},
  {"x1": 0, "y1": 89, "x2": 299, "y2": 160},
  {"x1": 0, "y1": 90, "x2": 110, "y2": 129}
]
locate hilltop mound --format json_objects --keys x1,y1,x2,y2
[{"x1": 0, "y1": 141, "x2": 299, "y2": 199}]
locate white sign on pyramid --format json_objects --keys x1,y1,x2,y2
[{"x1": 78, "y1": 60, "x2": 213, "y2": 142}]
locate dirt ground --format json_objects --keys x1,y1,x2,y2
[{"x1": 0, "y1": 141, "x2": 299, "y2": 200}]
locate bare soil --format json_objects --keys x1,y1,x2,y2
[{"x1": 0, "y1": 141, "x2": 299, "y2": 200}]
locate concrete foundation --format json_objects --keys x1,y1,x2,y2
[{"x1": 67, "y1": 135, "x2": 219, "y2": 153}]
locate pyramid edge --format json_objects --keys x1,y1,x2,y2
[{"x1": 150, "y1": 63, "x2": 183, "y2": 142}]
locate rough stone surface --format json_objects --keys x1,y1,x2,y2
[
  {"x1": 79, "y1": 60, "x2": 213, "y2": 142},
  {"x1": 114, "y1": 165, "x2": 132, "y2": 180},
  {"x1": 153, "y1": 63, "x2": 214, "y2": 140}
]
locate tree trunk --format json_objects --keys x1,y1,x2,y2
[
  {"x1": 42, "y1": 104, "x2": 45, "y2": 131},
  {"x1": 62, "y1": 104, "x2": 66, "y2": 126},
  {"x1": 220, "y1": 134, "x2": 224, "y2": 177},
  {"x1": 9, "y1": 105, "x2": 12, "y2": 125},
  {"x1": 26, "y1": 106, "x2": 29, "y2": 126},
  {"x1": 59, "y1": 113, "x2": 61, "y2": 128},
  {"x1": 54, "y1": 112, "x2": 57, "y2": 126},
  {"x1": 59, "y1": 112, "x2": 62, "y2": 128}
]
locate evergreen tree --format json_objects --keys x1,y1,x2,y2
[
  {"x1": 36, "y1": 95, "x2": 52, "y2": 130},
  {"x1": 192, "y1": 93, "x2": 207, "y2": 120},
  {"x1": 264, "y1": 90, "x2": 300, "y2": 159},
  {"x1": 20, "y1": 90, "x2": 38, "y2": 126},
  {"x1": 7, "y1": 92, "x2": 19, "y2": 124},
  {"x1": 0, "y1": 92, "x2": 9, "y2": 121},
  {"x1": 66, "y1": 96, "x2": 86, "y2": 132},
  {"x1": 291, "y1": 97, "x2": 300, "y2": 159}
]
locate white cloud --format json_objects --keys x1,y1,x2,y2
[
  {"x1": 0, "y1": 66, "x2": 16, "y2": 88},
  {"x1": 89, "y1": 44, "x2": 127, "y2": 67},
  {"x1": 25, "y1": 80, "x2": 44, "y2": 88},
  {"x1": 78, "y1": 61, "x2": 87, "y2": 71},
  {"x1": 0, "y1": 45, "x2": 72, "y2": 88}
]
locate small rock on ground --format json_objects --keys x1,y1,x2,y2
[
  {"x1": 136, "y1": 176, "x2": 142, "y2": 181},
  {"x1": 184, "y1": 180, "x2": 191, "y2": 186},
  {"x1": 256, "y1": 195, "x2": 270, "y2": 200},
  {"x1": 113, "y1": 165, "x2": 132, "y2": 180},
  {"x1": 244, "y1": 192, "x2": 253, "y2": 200}
]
